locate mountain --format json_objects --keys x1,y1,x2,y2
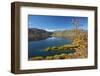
[
  {"x1": 28, "y1": 28, "x2": 53, "y2": 41},
  {"x1": 52, "y1": 29, "x2": 87, "y2": 40}
]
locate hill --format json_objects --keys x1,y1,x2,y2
[{"x1": 28, "y1": 28, "x2": 52, "y2": 41}]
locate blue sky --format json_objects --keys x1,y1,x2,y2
[{"x1": 28, "y1": 15, "x2": 88, "y2": 31}]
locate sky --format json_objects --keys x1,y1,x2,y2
[{"x1": 28, "y1": 15, "x2": 88, "y2": 31}]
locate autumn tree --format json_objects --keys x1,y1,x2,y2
[{"x1": 72, "y1": 18, "x2": 80, "y2": 38}]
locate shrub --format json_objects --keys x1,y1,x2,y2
[
  {"x1": 31, "y1": 56, "x2": 43, "y2": 60},
  {"x1": 59, "y1": 53, "x2": 66, "y2": 59},
  {"x1": 53, "y1": 55, "x2": 60, "y2": 59},
  {"x1": 45, "y1": 56, "x2": 53, "y2": 60},
  {"x1": 45, "y1": 47, "x2": 51, "y2": 51}
]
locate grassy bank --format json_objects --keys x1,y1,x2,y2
[{"x1": 44, "y1": 44, "x2": 78, "y2": 52}]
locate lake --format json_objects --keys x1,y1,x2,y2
[{"x1": 28, "y1": 37, "x2": 75, "y2": 59}]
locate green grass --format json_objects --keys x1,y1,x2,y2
[{"x1": 44, "y1": 44, "x2": 79, "y2": 52}]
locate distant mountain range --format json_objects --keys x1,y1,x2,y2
[{"x1": 28, "y1": 28, "x2": 87, "y2": 41}]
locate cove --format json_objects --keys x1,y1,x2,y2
[{"x1": 28, "y1": 37, "x2": 75, "y2": 59}]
